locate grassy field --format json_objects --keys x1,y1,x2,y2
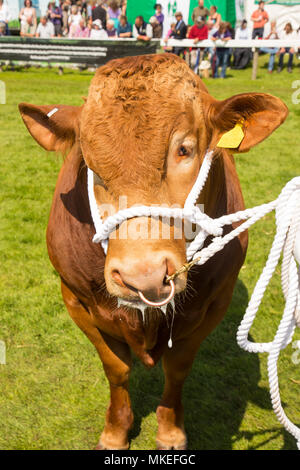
[{"x1": 0, "y1": 56, "x2": 299, "y2": 450}]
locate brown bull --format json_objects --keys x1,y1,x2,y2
[{"x1": 19, "y1": 54, "x2": 288, "y2": 450}]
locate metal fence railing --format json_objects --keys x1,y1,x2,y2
[
  {"x1": 1, "y1": 37, "x2": 299, "y2": 79},
  {"x1": 162, "y1": 38, "x2": 300, "y2": 79}
]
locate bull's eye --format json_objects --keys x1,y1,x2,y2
[{"x1": 178, "y1": 145, "x2": 189, "y2": 157}]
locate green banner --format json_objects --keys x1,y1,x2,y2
[
  {"x1": 127, "y1": 1, "x2": 154, "y2": 26},
  {"x1": 127, "y1": 0, "x2": 237, "y2": 29},
  {"x1": 188, "y1": 0, "x2": 236, "y2": 27}
]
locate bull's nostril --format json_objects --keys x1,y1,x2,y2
[
  {"x1": 112, "y1": 270, "x2": 139, "y2": 293},
  {"x1": 111, "y1": 270, "x2": 125, "y2": 288}
]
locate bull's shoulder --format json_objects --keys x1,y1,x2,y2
[{"x1": 46, "y1": 149, "x2": 105, "y2": 299}]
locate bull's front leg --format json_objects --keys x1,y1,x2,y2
[
  {"x1": 156, "y1": 324, "x2": 212, "y2": 449},
  {"x1": 157, "y1": 283, "x2": 239, "y2": 450},
  {"x1": 157, "y1": 327, "x2": 211, "y2": 450},
  {"x1": 61, "y1": 281, "x2": 133, "y2": 450},
  {"x1": 95, "y1": 332, "x2": 133, "y2": 451},
  {"x1": 156, "y1": 339, "x2": 196, "y2": 450}
]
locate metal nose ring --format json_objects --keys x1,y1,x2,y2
[{"x1": 138, "y1": 279, "x2": 175, "y2": 307}]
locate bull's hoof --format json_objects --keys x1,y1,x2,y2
[
  {"x1": 94, "y1": 442, "x2": 107, "y2": 450},
  {"x1": 156, "y1": 439, "x2": 187, "y2": 450},
  {"x1": 94, "y1": 439, "x2": 129, "y2": 450}
]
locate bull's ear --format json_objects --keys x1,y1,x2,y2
[
  {"x1": 202, "y1": 92, "x2": 288, "y2": 153},
  {"x1": 18, "y1": 103, "x2": 82, "y2": 153}
]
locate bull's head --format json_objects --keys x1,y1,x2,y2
[{"x1": 19, "y1": 54, "x2": 288, "y2": 309}]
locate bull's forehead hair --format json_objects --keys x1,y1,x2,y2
[
  {"x1": 88, "y1": 54, "x2": 204, "y2": 107},
  {"x1": 80, "y1": 55, "x2": 205, "y2": 194},
  {"x1": 81, "y1": 54, "x2": 206, "y2": 145}
]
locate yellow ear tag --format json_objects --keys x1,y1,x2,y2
[{"x1": 217, "y1": 122, "x2": 245, "y2": 149}]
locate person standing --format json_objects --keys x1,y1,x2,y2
[
  {"x1": 174, "y1": 11, "x2": 187, "y2": 39},
  {"x1": 107, "y1": 1, "x2": 121, "y2": 27},
  {"x1": 19, "y1": 0, "x2": 37, "y2": 37},
  {"x1": 149, "y1": 16, "x2": 162, "y2": 38},
  {"x1": 68, "y1": 5, "x2": 82, "y2": 37},
  {"x1": 154, "y1": 3, "x2": 164, "y2": 26},
  {"x1": 188, "y1": 16, "x2": 208, "y2": 72},
  {"x1": 0, "y1": 0, "x2": 10, "y2": 35},
  {"x1": 68, "y1": 5, "x2": 82, "y2": 26},
  {"x1": 233, "y1": 19, "x2": 252, "y2": 70},
  {"x1": 92, "y1": 2, "x2": 107, "y2": 31},
  {"x1": 260, "y1": 20, "x2": 279, "y2": 73},
  {"x1": 48, "y1": 1, "x2": 63, "y2": 37},
  {"x1": 108, "y1": 1, "x2": 121, "y2": 19},
  {"x1": 120, "y1": 0, "x2": 127, "y2": 16},
  {"x1": 208, "y1": 5, "x2": 221, "y2": 30},
  {"x1": 171, "y1": 11, "x2": 187, "y2": 57},
  {"x1": 192, "y1": 0, "x2": 209, "y2": 24},
  {"x1": 163, "y1": 21, "x2": 176, "y2": 51},
  {"x1": 61, "y1": 1, "x2": 71, "y2": 36},
  {"x1": 211, "y1": 22, "x2": 232, "y2": 78},
  {"x1": 251, "y1": 0, "x2": 268, "y2": 39}
]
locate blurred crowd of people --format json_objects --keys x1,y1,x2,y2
[
  {"x1": 0, "y1": 0, "x2": 299, "y2": 77},
  {"x1": 0, "y1": 0, "x2": 168, "y2": 40},
  {"x1": 163, "y1": 3, "x2": 235, "y2": 79},
  {"x1": 15, "y1": 0, "x2": 129, "y2": 40},
  {"x1": 164, "y1": 0, "x2": 300, "y2": 78}
]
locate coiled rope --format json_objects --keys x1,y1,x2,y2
[{"x1": 87, "y1": 149, "x2": 300, "y2": 449}]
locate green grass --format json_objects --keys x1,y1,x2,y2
[{"x1": 0, "y1": 57, "x2": 300, "y2": 450}]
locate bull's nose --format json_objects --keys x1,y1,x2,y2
[{"x1": 111, "y1": 259, "x2": 173, "y2": 302}]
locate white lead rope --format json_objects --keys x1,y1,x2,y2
[
  {"x1": 236, "y1": 182, "x2": 300, "y2": 449},
  {"x1": 87, "y1": 149, "x2": 300, "y2": 449}
]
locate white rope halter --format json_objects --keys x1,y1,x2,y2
[
  {"x1": 87, "y1": 149, "x2": 300, "y2": 450},
  {"x1": 87, "y1": 150, "x2": 221, "y2": 258}
]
